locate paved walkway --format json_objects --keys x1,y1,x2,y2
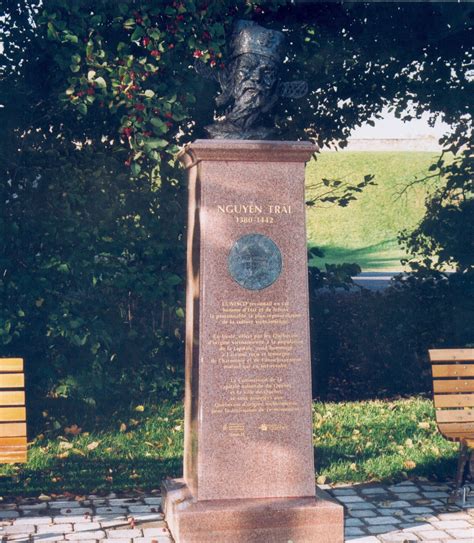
[{"x1": 0, "y1": 481, "x2": 472, "y2": 542}]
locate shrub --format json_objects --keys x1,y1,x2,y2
[{"x1": 309, "y1": 269, "x2": 474, "y2": 400}]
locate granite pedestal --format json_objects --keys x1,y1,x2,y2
[{"x1": 162, "y1": 140, "x2": 344, "y2": 543}]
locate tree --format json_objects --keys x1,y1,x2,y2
[{"x1": 0, "y1": 1, "x2": 472, "y2": 418}]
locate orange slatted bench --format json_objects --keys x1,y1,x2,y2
[
  {"x1": 429, "y1": 348, "x2": 474, "y2": 497},
  {"x1": 0, "y1": 358, "x2": 27, "y2": 463}
]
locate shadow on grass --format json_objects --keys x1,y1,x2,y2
[
  {"x1": 309, "y1": 240, "x2": 404, "y2": 271},
  {"x1": 0, "y1": 456, "x2": 183, "y2": 496},
  {"x1": 316, "y1": 443, "x2": 456, "y2": 483}
]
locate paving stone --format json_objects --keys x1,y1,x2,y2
[
  {"x1": 349, "y1": 509, "x2": 377, "y2": 518},
  {"x1": 367, "y1": 525, "x2": 399, "y2": 534},
  {"x1": 389, "y1": 483, "x2": 418, "y2": 491},
  {"x1": 95, "y1": 508, "x2": 126, "y2": 516},
  {"x1": 106, "y1": 530, "x2": 142, "y2": 539},
  {"x1": 393, "y1": 493, "x2": 423, "y2": 500},
  {"x1": 366, "y1": 516, "x2": 401, "y2": 526},
  {"x1": 50, "y1": 502, "x2": 82, "y2": 510},
  {"x1": 334, "y1": 496, "x2": 365, "y2": 504},
  {"x1": 409, "y1": 508, "x2": 436, "y2": 515},
  {"x1": 90, "y1": 500, "x2": 108, "y2": 507},
  {"x1": 432, "y1": 520, "x2": 472, "y2": 530},
  {"x1": 346, "y1": 518, "x2": 364, "y2": 527},
  {"x1": 33, "y1": 536, "x2": 66, "y2": 542},
  {"x1": 66, "y1": 531, "x2": 106, "y2": 540},
  {"x1": 19, "y1": 504, "x2": 47, "y2": 511},
  {"x1": 445, "y1": 528, "x2": 474, "y2": 538},
  {"x1": 361, "y1": 488, "x2": 388, "y2": 495},
  {"x1": 59, "y1": 510, "x2": 93, "y2": 517},
  {"x1": 345, "y1": 527, "x2": 365, "y2": 536},
  {"x1": 347, "y1": 503, "x2": 377, "y2": 510},
  {"x1": 423, "y1": 492, "x2": 451, "y2": 499},
  {"x1": 126, "y1": 514, "x2": 164, "y2": 522},
  {"x1": 1, "y1": 524, "x2": 35, "y2": 534},
  {"x1": 96, "y1": 520, "x2": 128, "y2": 530},
  {"x1": 92, "y1": 516, "x2": 127, "y2": 524},
  {"x1": 15, "y1": 517, "x2": 53, "y2": 525},
  {"x1": 142, "y1": 499, "x2": 162, "y2": 506},
  {"x1": 437, "y1": 513, "x2": 473, "y2": 521},
  {"x1": 72, "y1": 523, "x2": 102, "y2": 532},
  {"x1": 141, "y1": 527, "x2": 168, "y2": 536},
  {"x1": 346, "y1": 537, "x2": 380, "y2": 543},
  {"x1": 37, "y1": 524, "x2": 73, "y2": 534},
  {"x1": 133, "y1": 538, "x2": 171, "y2": 543},
  {"x1": 379, "y1": 501, "x2": 411, "y2": 509},
  {"x1": 333, "y1": 488, "x2": 358, "y2": 496},
  {"x1": 415, "y1": 530, "x2": 451, "y2": 540},
  {"x1": 108, "y1": 500, "x2": 141, "y2": 507},
  {"x1": 53, "y1": 517, "x2": 92, "y2": 525},
  {"x1": 5, "y1": 534, "x2": 35, "y2": 542},
  {"x1": 126, "y1": 507, "x2": 157, "y2": 514},
  {"x1": 379, "y1": 532, "x2": 420, "y2": 541},
  {"x1": 0, "y1": 511, "x2": 19, "y2": 519},
  {"x1": 0, "y1": 503, "x2": 19, "y2": 510},
  {"x1": 101, "y1": 539, "x2": 131, "y2": 543}
]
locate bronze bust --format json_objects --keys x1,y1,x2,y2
[{"x1": 196, "y1": 20, "x2": 307, "y2": 140}]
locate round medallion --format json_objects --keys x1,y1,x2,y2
[{"x1": 228, "y1": 233, "x2": 282, "y2": 291}]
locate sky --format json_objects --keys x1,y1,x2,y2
[{"x1": 349, "y1": 108, "x2": 450, "y2": 140}]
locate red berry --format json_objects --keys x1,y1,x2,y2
[
  {"x1": 122, "y1": 127, "x2": 133, "y2": 138},
  {"x1": 134, "y1": 103, "x2": 145, "y2": 111},
  {"x1": 176, "y1": 14, "x2": 184, "y2": 21},
  {"x1": 87, "y1": 87, "x2": 95, "y2": 95},
  {"x1": 142, "y1": 37, "x2": 150, "y2": 47},
  {"x1": 165, "y1": 121, "x2": 173, "y2": 127},
  {"x1": 164, "y1": 112, "x2": 173, "y2": 119},
  {"x1": 210, "y1": 60, "x2": 216, "y2": 67},
  {"x1": 168, "y1": 43, "x2": 174, "y2": 49},
  {"x1": 193, "y1": 50, "x2": 203, "y2": 58},
  {"x1": 151, "y1": 50, "x2": 160, "y2": 58}
]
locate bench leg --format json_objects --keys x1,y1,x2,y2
[{"x1": 455, "y1": 442, "x2": 469, "y2": 492}]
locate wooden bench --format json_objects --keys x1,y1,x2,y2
[
  {"x1": 0, "y1": 358, "x2": 27, "y2": 463},
  {"x1": 429, "y1": 348, "x2": 474, "y2": 496}
]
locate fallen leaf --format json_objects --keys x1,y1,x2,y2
[
  {"x1": 57, "y1": 451, "x2": 70, "y2": 459},
  {"x1": 350, "y1": 463, "x2": 357, "y2": 471},
  {"x1": 134, "y1": 405, "x2": 145, "y2": 412},
  {"x1": 38, "y1": 494, "x2": 51, "y2": 501},
  {"x1": 405, "y1": 438, "x2": 414, "y2": 448},
  {"x1": 316, "y1": 475, "x2": 327, "y2": 485},
  {"x1": 119, "y1": 423, "x2": 127, "y2": 432},
  {"x1": 59, "y1": 442, "x2": 74, "y2": 450},
  {"x1": 404, "y1": 460, "x2": 416, "y2": 470},
  {"x1": 87, "y1": 441, "x2": 100, "y2": 451},
  {"x1": 64, "y1": 424, "x2": 82, "y2": 436},
  {"x1": 418, "y1": 421, "x2": 430, "y2": 430}
]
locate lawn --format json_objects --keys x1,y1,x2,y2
[
  {"x1": 305, "y1": 151, "x2": 445, "y2": 272},
  {"x1": 0, "y1": 398, "x2": 458, "y2": 496}
]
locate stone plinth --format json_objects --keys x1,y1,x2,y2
[{"x1": 163, "y1": 140, "x2": 343, "y2": 543}]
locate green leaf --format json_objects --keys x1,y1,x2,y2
[
  {"x1": 95, "y1": 76, "x2": 107, "y2": 89},
  {"x1": 77, "y1": 103, "x2": 88, "y2": 115},
  {"x1": 145, "y1": 138, "x2": 168, "y2": 150},
  {"x1": 131, "y1": 162, "x2": 141, "y2": 176},
  {"x1": 150, "y1": 118, "x2": 168, "y2": 133}
]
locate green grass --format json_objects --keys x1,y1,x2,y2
[
  {"x1": 305, "y1": 151, "x2": 445, "y2": 271},
  {"x1": 0, "y1": 398, "x2": 458, "y2": 496}
]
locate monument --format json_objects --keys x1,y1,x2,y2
[{"x1": 162, "y1": 20, "x2": 344, "y2": 543}]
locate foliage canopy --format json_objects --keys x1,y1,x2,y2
[{"x1": 0, "y1": 1, "x2": 472, "y2": 418}]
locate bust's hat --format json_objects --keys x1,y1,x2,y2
[{"x1": 230, "y1": 20, "x2": 284, "y2": 62}]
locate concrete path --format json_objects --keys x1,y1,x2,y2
[{"x1": 0, "y1": 480, "x2": 472, "y2": 542}]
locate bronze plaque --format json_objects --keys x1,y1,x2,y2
[{"x1": 228, "y1": 233, "x2": 282, "y2": 290}]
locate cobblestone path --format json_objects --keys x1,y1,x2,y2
[{"x1": 0, "y1": 480, "x2": 472, "y2": 542}]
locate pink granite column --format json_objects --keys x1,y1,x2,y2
[{"x1": 162, "y1": 140, "x2": 344, "y2": 543}]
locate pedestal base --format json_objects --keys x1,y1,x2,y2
[{"x1": 162, "y1": 478, "x2": 344, "y2": 543}]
